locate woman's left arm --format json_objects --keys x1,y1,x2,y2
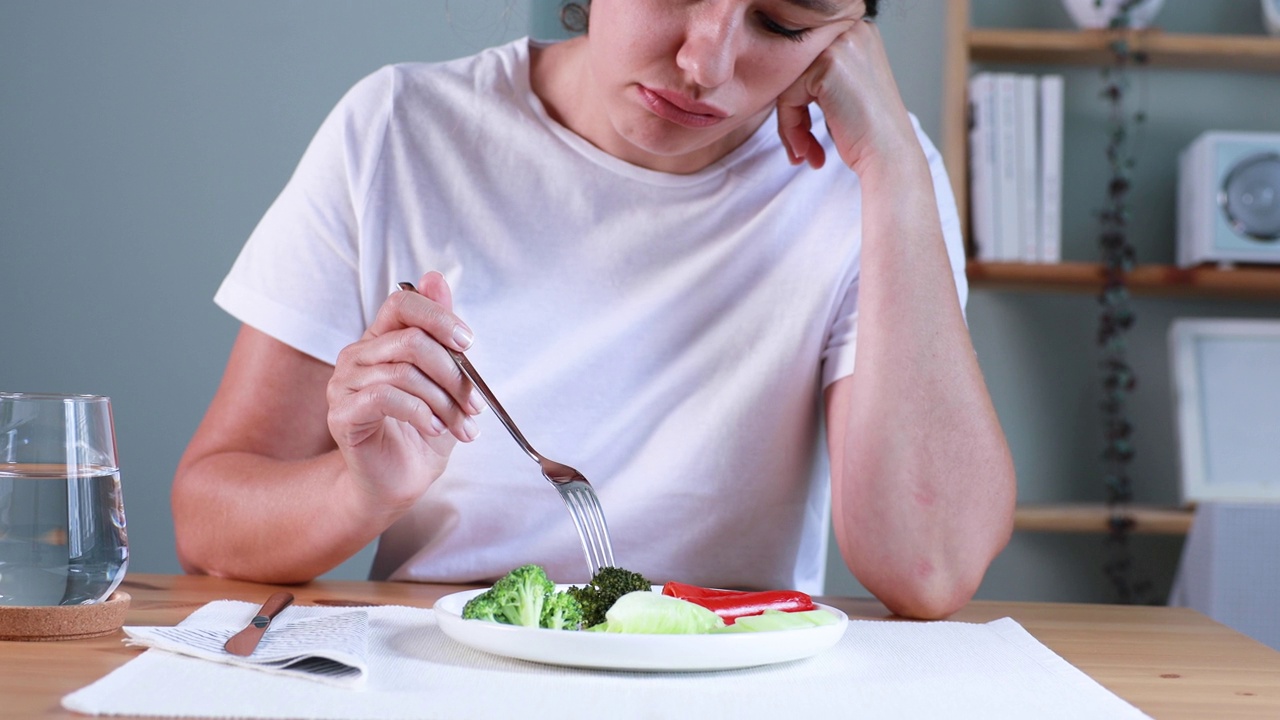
[{"x1": 778, "y1": 20, "x2": 1016, "y2": 620}]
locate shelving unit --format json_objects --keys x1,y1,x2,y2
[
  {"x1": 943, "y1": 1, "x2": 1280, "y2": 537},
  {"x1": 968, "y1": 28, "x2": 1280, "y2": 73},
  {"x1": 966, "y1": 261, "x2": 1280, "y2": 299},
  {"x1": 944, "y1": 0, "x2": 1280, "y2": 299},
  {"x1": 1014, "y1": 504, "x2": 1191, "y2": 535}
]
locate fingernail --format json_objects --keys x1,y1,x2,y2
[
  {"x1": 469, "y1": 388, "x2": 486, "y2": 414},
  {"x1": 430, "y1": 415, "x2": 446, "y2": 436},
  {"x1": 452, "y1": 325, "x2": 474, "y2": 350},
  {"x1": 462, "y1": 417, "x2": 480, "y2": 442}
]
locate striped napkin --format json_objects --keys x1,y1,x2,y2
[{"x1": 120, "y1": 601, "x2": 370, "y2": 687}]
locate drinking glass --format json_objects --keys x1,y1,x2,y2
[{"x1": 0, "y1": 393, "x2": 129, "y2": 606}]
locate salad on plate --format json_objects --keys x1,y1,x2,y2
[{"x1": 432, "y1": 564, "x2": 848, "y2": 671}]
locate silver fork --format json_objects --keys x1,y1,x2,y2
[{"x1": 396, "y1": 282, "x2": 616, "y2": 577}]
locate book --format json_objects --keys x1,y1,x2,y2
[
  {"x1": 967, "y1": 72, "x2": 999, "y2": 261},
  {"x1": 993, "y1": 73, "x2": 1022, "y2": 261},
  {"x1": 1015, "y1": 74, "x2": 1041, "y2": 262},
  {"x1": 1038, "y1": 74, "x2": 1065, "y2": 264}
]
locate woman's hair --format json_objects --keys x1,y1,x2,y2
[{"x1": 560, "y1": 1, "x2": 881, "y2": 34}]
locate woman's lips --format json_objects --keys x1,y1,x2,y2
[{"x1": 638, "y1": 86, "x2": 728, "y2": 129}]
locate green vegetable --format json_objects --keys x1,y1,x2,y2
[
  {"x1": 568, "y1": 566, "x2": 652, "y2": 628},
  {"x1": 713, "y1": 609, "x2": 839, "y2": 633},
  {"x1": 540, "y1": 590, "x2": 585, "y2": 630},
  {"x1": 592, "y1": 590, "x2": 726, "y2": 634},
  {"x1": 461, "y1": 564, "x2": 583, "y2": 629},
  {"x1": 459, "y1": 593, "x2": 504, "y2": 623}
]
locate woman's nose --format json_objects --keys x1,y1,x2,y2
[{"x1": 675, "y1": 4, "x2": 741, "y2": 89}]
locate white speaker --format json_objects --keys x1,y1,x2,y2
[{"x1": 1177, "y1": 131, "x2": 1280, "y2": 268}]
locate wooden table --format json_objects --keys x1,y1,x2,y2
[{"x1": 3, "y1": 573, "x2": 1279, "y2": 719}]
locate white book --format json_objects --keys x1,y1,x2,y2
[
  {"x1": 1038, "y1": 74, "x2": 1065, "y2": 264},
  {"x1": 993, "y1": 73, "x2": 1021, "y2": 261},
  {"x1": 1015, "y1": 74, "x2": 1041, "y2": 262},
  {"x1": 967, "y1": 73, "x2": 999, "y2": 262}
]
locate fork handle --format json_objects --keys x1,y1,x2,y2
[
  {"x1": 396, "y1": 282, "x2": 543, "y2": 465},
  {"x1": 446, "y1": 348, "x2": 543, "y2": 465}
]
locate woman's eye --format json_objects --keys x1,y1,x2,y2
[{"x1": 757, "y1": 14, "x2": 811, "y2": 42}]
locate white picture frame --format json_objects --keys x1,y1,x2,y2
[{"x1": 1170, "y1": 318, "x2": 1280, "y2": 503}]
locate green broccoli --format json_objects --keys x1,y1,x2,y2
[
  {"x1": 568, "y1": 566, "x2": 652, "y2": 628},
  {"x1": 461, "y1": 592, "x2": 504, "y2": 623},
  {"x1": 460, "y1": 561, "x2": 604, "y2": 627},
  {"x1": 486, "y1": 563, "x2": 556, "y2": 627},
  {"x1": 540, "y1": 591, "x2": 584, "y2": 630}
]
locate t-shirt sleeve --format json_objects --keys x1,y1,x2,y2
[
  {"x1": 213, "y1": 67, "x2": 395, "y2": 365},
  {"x1": 819, "y1": 115, "x2": 969, "y2": 389}
]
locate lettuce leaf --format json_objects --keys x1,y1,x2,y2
[{"x1": 591, "y1": 590, "x2": 726, "y2": 634}]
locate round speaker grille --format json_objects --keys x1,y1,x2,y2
[{"x1": 1219, "y1": 152, "x2": 1280, "y2": 242}]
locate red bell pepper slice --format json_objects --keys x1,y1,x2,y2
[{"x1": 661, "y1": 581, "x2": 816, "y2": 624}]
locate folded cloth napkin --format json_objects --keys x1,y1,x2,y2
[
  {"x1": 64, "y1": 603, "x2": 1152, "y2": 720},
  {"x1": 121, "y1": 601, "x2": 370, "y2": 688}
]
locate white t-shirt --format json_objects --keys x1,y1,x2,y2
[{"x1": 215, "y1": 38, "x2": 967, "y2": 594}]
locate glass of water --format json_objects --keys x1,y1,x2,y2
[{"x1": 0, "y1": 392, "x2": 129, "y2": 606}]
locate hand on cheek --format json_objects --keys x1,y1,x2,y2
[
  {"x1": 777, "y1": 91, "x2": 827, "y2": 169},
  {"x1": 775, "y1": 20, "x2": 914, "y2": 174}
]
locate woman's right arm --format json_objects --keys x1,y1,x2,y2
[{"x1": 172, "y1": 274, "x2": 481, "y2": 583}]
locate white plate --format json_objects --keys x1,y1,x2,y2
[{"x1": 432, "y1": 586, "x2": 848, "y2": 672}]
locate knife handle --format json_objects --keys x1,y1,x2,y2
[
  {"x1": 223, "y1": 591, "x2": 295, "y2": 656},
  {"x1": 252, "y1": 591, "x2": 295, "y2": 627}
]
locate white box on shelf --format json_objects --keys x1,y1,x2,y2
[
  {"x1": 1177, "y1": 131, "x2": 1280, "y2": 268},
  {"x1": 1170, "y1": 318, "x2": 1280, "y2": 503}
]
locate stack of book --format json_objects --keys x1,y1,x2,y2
[{"x1": 967, "y1": 71, "x2": 1065, "y2": 263}]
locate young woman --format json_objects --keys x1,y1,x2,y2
[{"x1": 173, "y1": 0, "x2": 1015, "y2": 619}]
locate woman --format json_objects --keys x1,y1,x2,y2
[{"x1": 173, "y1": 0, "x2": 1016, "y2": 619}]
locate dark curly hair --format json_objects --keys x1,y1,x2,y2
[{"x1": 560, "y1": 1, "x2": 881, "y2": 34}]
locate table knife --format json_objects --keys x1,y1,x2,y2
[{"x1": 223, "y1": 591, "x2": 295, "y2": 656}]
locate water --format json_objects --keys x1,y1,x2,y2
[{"x1": 0, "y1": 464, "x2": 129, "y2": 606}]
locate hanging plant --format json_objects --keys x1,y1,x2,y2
[{"x1": 1095, "y1": 0, "x2": 1154, "y2": 605}]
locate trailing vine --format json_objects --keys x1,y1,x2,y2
[{"x1": 1096, "y1": 0, "x2": 1154, "y2": 605}]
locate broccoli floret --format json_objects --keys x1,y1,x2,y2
[
  {"x1": 540, "y1": 591, "x2": 584, "y2": 630},
  {"x1": 487, "y1": 563, "x2": 556, "y2": 627},
  {"x1": 568, "y1": 566, "x2": 652, "y2": 628},
  {"x1": 461, "y1": 592, "x2": 504, "y2": 623}
]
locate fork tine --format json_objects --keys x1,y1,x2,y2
[
  {"x1": 561, "y1": 491, "x2": 604, "y2": 576},
  {"x1": 576, "y1": 488, "x2": 615, "y2": 569},
  {"x1": 561, "y1": 487, "x2": 614, "y2": 575}
]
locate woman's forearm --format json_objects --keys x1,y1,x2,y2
[
  {"x1": 829, "y1": 155, "x2": 1016, "y2": 619},
  {"x1": 172, "y1": 449, "x2": 401, "y2": 584}
]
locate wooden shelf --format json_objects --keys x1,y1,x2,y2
[
  {"x1": 1015, "y1": 504, "x2": 1193, "y2": 535},
  {"x1": 939, "y1": 8, "x2": 1280, "y2": 235},
  {"x1": 969, "y1": 28, "x2": 1280, "y2": 74},
  {"x1": 967, "y1": 261, "x2": 1280, "y2": 299}
]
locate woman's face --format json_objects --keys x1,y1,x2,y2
[{"x1": 582, "y1": 0, "x2": 866, "y2": 173}]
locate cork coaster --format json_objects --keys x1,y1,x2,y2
[{"x1": 0, "y1": 591, "x2": 131, "y2": 641}]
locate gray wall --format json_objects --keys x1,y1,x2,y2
[
  {"x1": 1, "y1": 0, "x2": 540, "y2": 582},
  {"x1": 4, "y1": 1, "x2": 1276, "y2": 602}
]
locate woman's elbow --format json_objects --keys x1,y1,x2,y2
[{"x1": 867, "y1": 528, "x2": 1013, "y2": 620}]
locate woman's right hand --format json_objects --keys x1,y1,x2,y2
[{"x1": 325, "y1": 270, "x2": 484, "y2": 510}]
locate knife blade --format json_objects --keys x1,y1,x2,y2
[{"x1": 223, "y1": 591, "x2": 295, "y2": 656}]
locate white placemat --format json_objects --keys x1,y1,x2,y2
[{"x1": 63, "y1": 602, "x2": 1152, "y2": 719}]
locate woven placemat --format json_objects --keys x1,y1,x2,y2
[{"x1": 0, "y1": 590, "x2": 130, "y2": 641}]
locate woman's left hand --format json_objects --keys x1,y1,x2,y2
[{"x1": 775, "y1": 18, "x2": 918, "y2": 175}]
